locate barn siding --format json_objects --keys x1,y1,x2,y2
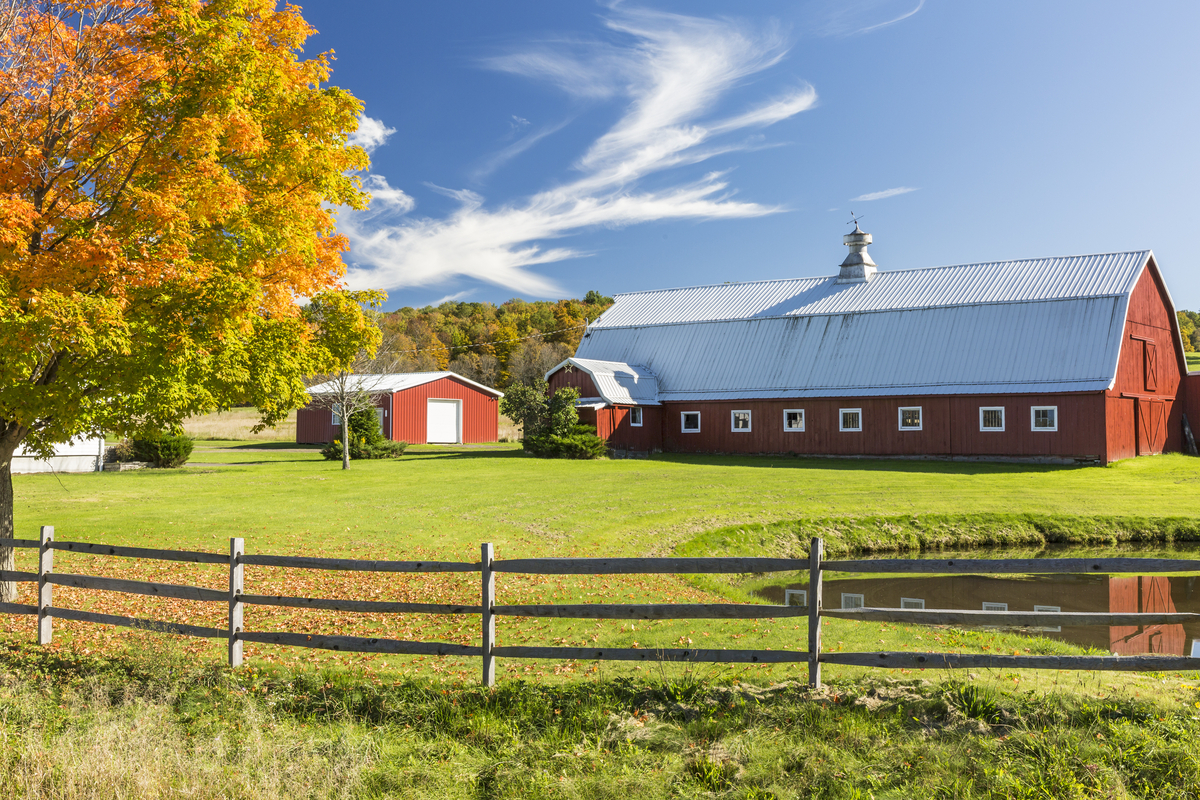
[
  {"x1": 657, "y1": 394, "x2": 1106, "y2": 459},
  {"x1": 603, "y1": 406, "x2": 663, "y2": 451},
  {"x1": 1105, "y1": 261, "x2": 1186, "y2": 462},
  {"x1": 390, "y1": 376, "x2": 499, "y2": 444},
  {"x1": 548, "y1": 369, "x2": 599, "y2": 397},
  {"x1": 296, "y1": 396, "x2": 389, "y2": 445}
]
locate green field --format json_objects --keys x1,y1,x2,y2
[
  {"x1": 7, "y1": 443, "x2": 1200, "y2": 796},
  {"x1": 1188, "y1": 350, "x2": 1200, "y2": 372}
]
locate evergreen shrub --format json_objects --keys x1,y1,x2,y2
[
  {"x1": 131, "y1": 433, "x2": 194, "y2": 468},
  {"x1": 320, "y1": 408, "x2": 407, "y2": 460}
]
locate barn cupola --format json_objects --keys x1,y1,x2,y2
[{"x1": 836, "y1": 222, "x2": 878, "y2": 284}]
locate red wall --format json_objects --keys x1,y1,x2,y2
[
  {"x1": 658, "y1": 394, "x2": 1107, "y2": 460},
  {"x1": 1105, "y1": 261, "x2": 1186, "y2": 462},
  {"x1": 390, "y1": 377, "x2": 499, "y2": 444},
  {"x1": 296, "y1": 377, "x2": 499, "y2": 444},
  {"x1": 598, "y1": 406, "x2": 663, "y2": 451},
  {"x1": 548, "y1": 369, "x2": 599, "y2": 398}
]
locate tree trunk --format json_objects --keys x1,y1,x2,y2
[
  {"x1": 341, "y1": 415, "x2": 350, "y2": 470},
  {"x1": 0, "y1": 438, "x2": 17, "y2": 602}
]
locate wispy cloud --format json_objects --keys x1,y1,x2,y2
[
  {"x1": 347, "y1": 114, "x2": 396, "y2": 153},
  {"x1": 470, "y1": 117, "x2": 575, "y2": 182},
  {"x1": 850, "y1": 186, "x2": 919, "y2": 202},
  {"x1": 340, "y1": 7, "x2": 817, "y2": 297},
  {"x1": 429, "y1": 290, "x2": 474, "y2": 306},
  {"x1": 808, "y1": 0, "x2": 925, "y2": 38}
]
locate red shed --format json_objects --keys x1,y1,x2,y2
[
  {"x1": 549, "y1": 227, "x2": 1197, "y2": 464},
  {"x1": 297, "y1": 372, "x2": 503, "y2": 445}
]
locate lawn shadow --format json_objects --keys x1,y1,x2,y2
[{"x1": 649, "y1": 452, "x2": 1096, "y2": 476}]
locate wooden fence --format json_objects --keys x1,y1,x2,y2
[{"x1": 3, "y1": 530, "x2": 1200, "y2": 686}]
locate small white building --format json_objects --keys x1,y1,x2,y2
[{"x1": 12, "y1": 436, "x2": 105, "y2": 474}]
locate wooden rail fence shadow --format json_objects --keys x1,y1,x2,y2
[{"x1": 4, "y1": 530, "x2": 1200, "y2": 685}]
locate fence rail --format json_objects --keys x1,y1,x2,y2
[{"x1": 4, "y1": 530, "x2": 1200, "y2": 685}]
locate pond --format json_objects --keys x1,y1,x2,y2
[{"x1": 758, "y1": 543, "x2": 1200, "y2": 657}]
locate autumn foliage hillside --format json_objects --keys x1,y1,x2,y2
[{"x1": 378, "y1": 291, "x2": 614, "y2": 388}]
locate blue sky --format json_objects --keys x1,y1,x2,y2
[{"x1": 299, "y1": 1, "x2": 1200, "y2": 312}]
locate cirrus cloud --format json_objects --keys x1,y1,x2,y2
[{"x1": 340, "y1": 7, "x2": 818, "y2": 297}]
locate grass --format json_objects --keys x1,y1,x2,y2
[
  {"x1": 7, "y1": 444, "x2": 1200, "y2": 793},
  {"x1": 181, "y1": 408, "x2": 297, "y2": 441},
  {"x1": 1187, "y1": 351, "x2": 1200, "y2": 372},
  {"x1": 5, "y1": 637, "x2": 1200, "y2": 798}
]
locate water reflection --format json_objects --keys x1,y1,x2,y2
[{"x1": 763, "y1": 572, "x2": 1200, "y2": 657}]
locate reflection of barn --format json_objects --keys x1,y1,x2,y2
[
  {"x1": 549, "y1": 228, "x2": 1200, "y2": 463},
  {"x1": 766, "y1": 573, "x2": 1193, "y2": 656},
  {"x1": 297, "y1": 372, "x2": 503, "y2": 445}
]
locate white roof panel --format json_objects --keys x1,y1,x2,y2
[
  {"x1": 546, "y1": 358, "x2": 660, "y2": 405},
  {"x1": 307, "y1": 372, "x2": 502, "y2": 397}
]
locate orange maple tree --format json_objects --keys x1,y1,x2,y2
[{"x1": 0, "y1": 0, "x2": 379, "y2": 598}]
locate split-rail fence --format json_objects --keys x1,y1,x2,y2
[{"x1": 3, "y1": 529, "x2": 1200, "y2": 686}]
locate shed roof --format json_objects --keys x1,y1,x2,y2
[
  {"x1": 307, "y1": 372, "x2": 503, "y2": 398},
  {"x1": 575, "y1": 251, "x2": 1155, "y2": 400},
  {"x1": 545, "y1": 358, "x2": 660, "y2": 406}
]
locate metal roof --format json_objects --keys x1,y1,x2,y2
[
  {"x1": 593, "y1": 251, "x2": 1150, "y2": 328},
  {"x1": 575, "y1": 252, "x2": 1154, "y2": 400},
  {"x1": 545, "y1": 358, "x2": 660, "y2": 406},
  {"x1": 307, "y1": 372, "x2": 503, "y2": 397}
]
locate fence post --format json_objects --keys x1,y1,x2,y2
[
  {"x1": 229, "y1": 537, "x2": 244, "y2": 668},
  {"x1": 481, "y1": 542, "x2": 495, "y2": 687},
  {"x1": 37, "y1": 526, "x2": 53, "y2": 645},
  {"x1": 808, "y1": 536, "x2": 823, "y2": 688}
]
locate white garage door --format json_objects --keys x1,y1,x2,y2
[{"x1": 426, "y1": 399, "x2": 460, "y2": 443}]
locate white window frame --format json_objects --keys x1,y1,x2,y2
[
  {"x1": 783, "y1": 409, "x2": 805, "y2": 432},
  {"x1": 331, "y1": 403, "x2": 342, "y2": 427},
  {"x1": 731, "y1": 410, "x2": 752, "y2": 432},
  {"x1": 839, "y1": 408, "x2": 862, "y2": 432},
  {"x1": 841, "y1": 593, "x2": 865, "y2": 610},
  {"x1": 982, "y1": 602, "x2": 1008, "y2": 612},
  {"x1": 629, "y1": 407, "x2": 643, "y2": 427},
  {"x1": 900, "y1": 597, "x2": 925, "y2": 609},
  {"x1": 979, "y1": 406, "x2": 1005, "y2": 432},
  {"x1": 1033, "y1": 604, "x2": 1061, "y2": 632},
  {"x1": 1031, "y1": 405, "x2": 1058, "y2": 432},
  {"x1": 1191, "y1": 639, "x2": 1200, "y2": 659},
  {"x1": 784, "y1": 589, "x2": 807, "y2": 608},
  {"x1": 898, "y1": 406, "x2": 923, "y2": 431},
  {"x1": 681, "y1": 411, "x2": 701, "y2": 433}
]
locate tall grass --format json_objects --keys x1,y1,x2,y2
[
  {"x1": 4, "y1": 637, "x2": 1200, "y2": 799},
  {"x1": 182, "y1": 408, "x2": 297, "y2": 441}
]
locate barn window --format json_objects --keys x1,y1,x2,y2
[
  {"x1": 839, "y1": 409, "x2": 862, "y2": 432},
  {"x1": 783, "y1": 409, "x2": 805, "y2": 432},
  {"x1": 1034, "y1": 604, "x2": 1061, "y2": 632},
  {"x1": 332, "y1": 403, "x2": 342, "y2": 426},
  {"x1": 841, "y1": 593, "x2": 865, "y2": 610},
  {"x1": 898, "y1": 407, "x2": 922, "y2": 430},
  {"x1": 982, "y1": 602, "x2": 1008, "y2": 612},
  {"x1": 681, "y1": 411, "x2": 701, "y2": 432},
  {"x1": 784, "y1": 589, "x2": 807, "y2": 607},
  {"x1": 980, "y1": 407, "x2": 1005, "y2": 431},
  {"x1": 900, "y1": 597, "x2": 925, "y2": 609},
  {"x1": 629, "y1": 407, "x2": 643, "y2": 427},
  {"x1": 1031, "y1": 406, "x2": 1058, "y2": 431},
  {"x1": 731, "y1": 410, "x2": 751, "y2": 431}
]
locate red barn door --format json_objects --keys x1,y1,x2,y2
[{"x1": 1136, "y1": 398, "x2": 1167, "y2": 455}]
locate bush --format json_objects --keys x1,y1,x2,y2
[
  {"x1": 524, "y1": 424, "x2": 607, "y2": 459},
  {"x1": 105, "y1": 439, "x2": 136, "y2": 463},
  {"x1": 130, "y1": 433, "x2": 194, "y2": 468},
  {"x1": 320, "y1": 408, "x2": 408, "y2": 461}
]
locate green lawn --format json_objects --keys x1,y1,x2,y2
[
  {"x1": 15, "y1": 446, "x2": 1200, "y2": 558},
  {"x1": 1188, "y1": 350, "x2": 1200, "y2": 372}
]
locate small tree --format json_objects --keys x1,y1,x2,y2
[
  {"x1": 304, "y1": 292, "x2": 387, "y2": 470},
  {"x1": 499, "y1": 381, "x2": 607, "y2": 458}
]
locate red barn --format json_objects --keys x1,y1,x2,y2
[
  {"x1": 548, "y1": 227, "x2": 1198, "y2": 464},
  {"x1": 297, "y1": 372, "x2": 503, "y2": 445}
]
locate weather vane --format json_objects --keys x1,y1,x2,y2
[{"x1": 847, "y1": 211, "x2": 864, "y2": 228}]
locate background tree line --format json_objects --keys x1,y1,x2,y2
[
  {"x1": 373, "y1": 291, "x2": 614, "y2": 388},
  {"x1": 1179, "y1": 311, "x2": 1200, "y2": 353}
]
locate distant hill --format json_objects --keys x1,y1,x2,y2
[{"x1": 376, "y1": 292, "x2": 614, "y2": 389}]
